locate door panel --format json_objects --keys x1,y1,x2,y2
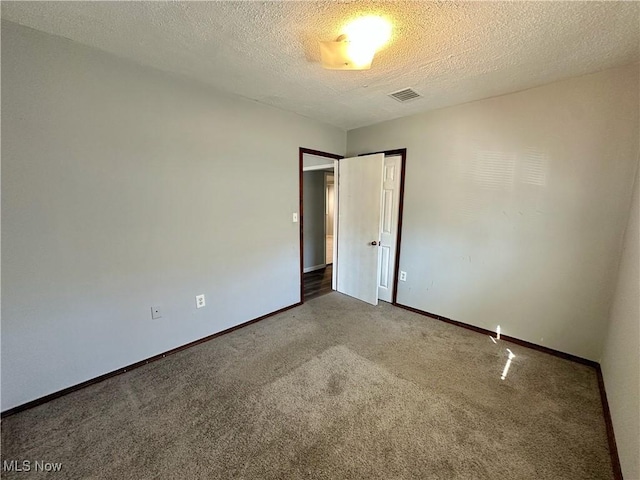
[
  {"x1": 382, "y1": 190, "x2": 393, "y2": 234},
  {"x1": 379, "y1": 246, "x2": 391, "y2": 288},
  {"x1": 378, "y1": 155, "x2": 402, "y2": 303},
  {"x1": 336, "y1": 153, "x2": 384, "y2": 305}
]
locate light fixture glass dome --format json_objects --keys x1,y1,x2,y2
[{"x1": 319, "y1": 15, "x2": 392, "y2": 71}]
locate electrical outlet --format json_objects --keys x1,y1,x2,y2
[
  {"x1": 151, "y1": 306, "x2": 161, "y2": 319},
  {"x1": 196, "y1": 294, "x2": 206, "y2": 309},
  {"x1": 399, "y1": 271, "x2": 407, "y2": 281}
]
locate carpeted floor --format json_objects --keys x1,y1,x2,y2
[{"x1": 1, "y1": 293, "x2": 614, "y2": 479}]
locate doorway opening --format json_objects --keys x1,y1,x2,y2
[
  {"x1": 300, "y1": 148, "x2": 342, "y2": 302},
  {"x1": 299, "y1": 148, "x2": 407, "y2": 305}
]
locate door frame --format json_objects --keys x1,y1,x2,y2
[
  {"x1": 299, "y1": 147, "x2": 407, "y2": 305},
  {"x1": 358, "y1": 149, "x2": 407, "y2": 305},
  {"x1": 324, "y1": 172, "x2": 335, "y2": 266},
  {"x1": 299, "y1": 148, "x2": 343, "y2": 303}
]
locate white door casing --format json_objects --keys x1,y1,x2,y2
[
  {"x1": 377, "y1": 155, "x2": 402, "y2": 303},
  {"x1": 332, "y1": 159, "x2": 339, "y2": 290},
  {"x1": 336, "y1": 153, "x2": 385, "y2": 305},
  {"x1": 325, "y1": 174, "x2": 335, "y2": 265}
]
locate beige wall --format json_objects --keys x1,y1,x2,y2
[
  {"x1": 601, "y1": 163, "x2": 639, "y2": 480},
  {"x1": 1, "y1": 22, "x2": 346, "y2": 411},
  {"x1": 348, "y1": 64, "x2": 639, "y2": 361}
]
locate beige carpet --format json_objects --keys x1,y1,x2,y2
[{"x1": 1, "y1": 292, "x2": 613, "y2": 479}]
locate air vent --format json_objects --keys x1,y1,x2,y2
[{"x1": 388, "y1": 88, "x2": 422, "y2": 103}]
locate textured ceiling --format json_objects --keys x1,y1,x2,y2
[{"x1": 2, "y1": 1, "x2": 638, "y2": 130}]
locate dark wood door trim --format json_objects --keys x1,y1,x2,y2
[
  {"x1": 299, "y1": 148, "x2": 344, "y2": 303},
  {"x1": 357, "y1": 148, "x2": 407, "y2": 305}
]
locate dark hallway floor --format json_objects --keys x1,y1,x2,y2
[{"x1": 303, "y1": 264, "x2": 333, "y2": 301}]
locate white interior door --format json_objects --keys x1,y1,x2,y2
[
  {"x1": 336, "y1": 153, "x2": 384, "y2": 305},
  {"x1": 378, "y1": 155, "x2": 402, "y2": 303}
]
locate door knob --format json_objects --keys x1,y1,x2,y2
[{"x1": 370, "y1": 241, "x2": 378, "y2": 246}]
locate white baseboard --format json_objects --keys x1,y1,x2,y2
[{"x1": 303, "y1": 264, "x2": 327, "y2": 273}]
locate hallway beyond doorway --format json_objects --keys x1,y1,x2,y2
[{"x1": 303, "y1": 265, "x2": 332, "y2": 301}]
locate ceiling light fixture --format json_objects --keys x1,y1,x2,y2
[{"x1": 320, "y1": 16, "x2": 392, "y2": 70}]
